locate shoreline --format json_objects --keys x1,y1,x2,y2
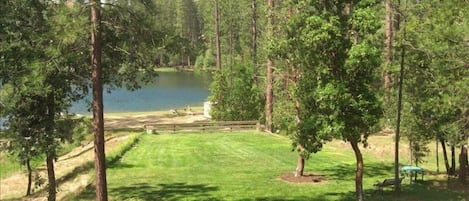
[{"x1": 74, "y1": 105, "x2": 205, "y2": 118}]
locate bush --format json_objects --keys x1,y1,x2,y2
[{"x1": 209, "y1": 63, "x2": 263, "y2": 121}]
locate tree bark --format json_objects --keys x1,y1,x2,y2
[
  {"x1": 265, "y1": 0, "x2": 274, "y2": 133},
  {"x1": 26, "y1": 159, "x2": 32, "y2": 196},
  {"x1": 351, "y1": 140, "x2": 364, "y2": 201},
  {"x1": 436, "y1": 139, "x2": 439, "y2": 173},
  {"x1": 266, "y1": 58, "x2": 273, "y2": 132},
  {"x1": 251, "y1": 0, "x2": 258, "y2": 85},
  {"x1": 46, "y1": 155, "x2": 56, "y2": 201},
  {"x1": 91, "y1": 1, "x2": 108, "y2": 201},
  {"x1": 295, "y1": 155, "x2": 305, "y2": 177},
  {"x1": 461, "y1": 106, "x2": 469, "y2": 183},
  {"x1": 295, "y1": 145, "x2": 305, "y2": 177},
  {"x1": 45, "y1": 92, "x2": 56, "y2": 201},
  {"x1": 214, "y1": 0, "x2": 221, "y2": 70},
  {"x1": 394, "y1": 5, "x2": 406, "y2": 193},
  {"x1": 459, "y1": 146, "x2": 468, "y2": 183},
  {"x1": 451, "y1": 145, "x2": 456, "y2": 175},
  {"x1": 384, "y1": 0, "x2": 392, "y2": 94},
  {"x1": 440, "y1": 138, "x2": 451, "y2": 175}
]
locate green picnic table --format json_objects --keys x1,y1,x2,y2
[{"x1": 400, "y1": 165, "x2": 425, "y2": 183}]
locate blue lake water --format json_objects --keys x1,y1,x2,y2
[{"x1": 69, "y1": 71, "x2": 212, "y2": 114}]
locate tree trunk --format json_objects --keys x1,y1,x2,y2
[
  {"x1": 409, "y1": 140, "x2": 413, "y2": 166},
  {"x1": 460, "y1": 145, "x2": 468, "y2": 183},
  {"x1": 384, "y1": 0, "x2": 392, "y2": 95},
  {"x1": 46, "y1": 155, "x2": 56, "y2": 201},
  {"x1": 251, "y1": 0, "x2": 258, "y2": 85},
  {"x1": 394, "y1": 5, "x2": 406, "y2": 193},
  {"x1": 436, "y1": 139, "x2": 440, "y2": 173},
  {"x1": 26, "y1": 159, "x2": 32, "y2": 196},
  {"x1": 461, "y1": 107, "x2": 469, "y2": 183},
  {"x1": 295, "y1": 145, "x2": 305, "y2": 177},
  {"x1": 265, "y1": 0, "x2": 274, "y2": 133},
  {"x1": 45, "y1": 92, "x2": 56, "y2": 201},
  {"x1": 451, "y1": 145, "x2": 456, "y2": 175},
  {"x1": 229, "y1": 19, "x2": 234, "y2": 80},
  {"x1": 440, "y1": 138, "x2": 451, "y2": 175},
  {"x1": 295, "y1": 155, "x2": 305, "y2": 177},
  {"x1": 265, "y1": 58, "x2": 273, "y2": 132},
  {"x1": 91, "y1": 1, "x2": 108, "y2": 201},
  {"x1": 351, "y1": 140, "x2": 364, "y2": 201},
  {"x1": 214, "y1": 0, "x2": 221, "y2": 70}
]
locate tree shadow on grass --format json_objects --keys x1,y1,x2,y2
[
  {"x1": 247, "y1": 195, "x2": 333, "y2": 201},
  {"x1": 75, "y1": 182, "x2": 220, "y2": 201},
  {"x1": 114, "y1": 182, "x2": 220, "y2": 201},
  {"x1": 323, "y1": 162, "x2": 394, "y2": 180},
  {"x1": 322, "y1": 180, "x2": 469, "y2": 201}
]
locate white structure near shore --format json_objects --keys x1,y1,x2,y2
[{"x1": 203, "y1": 101, "x2": 212, "y2": 118}]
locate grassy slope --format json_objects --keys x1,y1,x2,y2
[{"x1": 73, "y1": 132, "x2": 468, "y2": 201}]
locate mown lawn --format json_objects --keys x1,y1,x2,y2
[{"x1": 73, "y1": 132, "x2": 468, "y2": 201}]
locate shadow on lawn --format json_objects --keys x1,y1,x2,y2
[
  {"x1": 252, "y1": 185, "x2": 467, "y2": 201},
  {"x1": 111, "y1": 182, "x2": 220, "y2": 201},
  {"x1": 321, "y1": 180, "x2": 468, "y2": 201},
  {"x1": 324, "y1": 162, "x2": 394, "y2": 180},
  {"x1": 75, "y1": 182, "x2": 220, "y2": 200}
]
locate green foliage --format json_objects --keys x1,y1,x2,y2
[
  {"x1": 272, "y1": 96, "x2": 297, "y2": 135},
  {"x1": 0, "y1": 1, "x2": 89, "y2": 169},
  {"x1": 203, "y1": 49, "x2": 216, "y2": 69},
  {"x1": 281, "y1": 0, "x2": 383, "y2": 155},
  {"x1": 0, "y1": 2, "x2": 169, "y2": 197},
  {"x1": 386, "y1": 0, "x2": 469, "y2": 164},
  {"x1": 209, "y1": 64, "x2": 263, "y2": 121}
]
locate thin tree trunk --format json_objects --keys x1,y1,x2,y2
[
  {"x1": 409, "y1": 140, "x2": 413, "y2": 165},
  {"x1": 440, "y1": 138, "x2": 451, "y2": 175},
  {"x1": 26, "y1": 159, "x2": 32, "y2": 196},
  {"x1": 295, "y1": 145, "x2": 305, "y2": 177},
  {"x1": 295, "y1": 155, "x2": 305, "y2": 177},
  {"x1": 229, "y1": 20, "x2": 234, "y2": 79},
  {"x1": 462, "y1": 107, "x2": 469, "y2": 183},
  {"x1": 436, "y1": 139, "x2": 439, "y2": 173},
  {"x1": 351, "y1": 140, "x2": 364, "y2": 201},
  {"x1": 46, "y1": 155, "x2": 56, "y2": 201},
  {"x1": 459, "y1": 146, "x2": 468, "y2": 183},
  {"x1": 265, "y1": 0, "x2": 274, "y2": 133},
  {"x1": 384, "y1": 0, "x2": 392, "y2": 95},
  {"x1": 292, "y1": 56, "x2": 304, "y2": 178},
  {"x1": 91, "y1": 1, "x2": 108, "y2": 201},
  {"x1": 46, "y1": 92, "x2": 56, "y2": 201},
  {"x1": 214, "y1": 0, "x2": 221, "y2": 70},
  {"x1": 394, "y1": 26, "x2": 405, "y2": 196},
  {"x1": 451, "y1": 145, "x2": 456, "y2": 175},
  {"x1": 251, "y1": 0, "x2": 258, "y2": 85},
  {"x1": 266, "y1": 58, "x2": 273, "y2": 132}
]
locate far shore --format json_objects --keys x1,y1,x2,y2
[{"x1": 73, "y1": 105, "x2": 205, "y2": 118}]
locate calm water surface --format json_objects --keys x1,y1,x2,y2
[{"x1": 70, "y1": 72, "x2": 212, "y2": 114}]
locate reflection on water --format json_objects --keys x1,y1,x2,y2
[{"x1": 70, "y1": 71, "x2": 212, "y2": 114}]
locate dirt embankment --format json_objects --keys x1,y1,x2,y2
[{"x1": 0, "y1": 112, "x2": 208, "y2": 201}]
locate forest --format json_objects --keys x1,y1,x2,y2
[{"x1": 0, "y1": 0, "x2": 468, "y2": 201}]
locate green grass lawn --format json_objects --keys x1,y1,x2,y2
[{"x1": 73, "y1": 132, "x2": 469, "y2": 201}]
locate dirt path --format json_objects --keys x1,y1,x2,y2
[
  {"x1": 0, "y1": 135, "x2": 131, "y2": 200},
  {"x1": 0, "y1": 113, "x2": 208, "y2": 201}
]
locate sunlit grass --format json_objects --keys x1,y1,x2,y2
[{"x1": 73, "y1": 132, "x2": 468, "y2": 201}]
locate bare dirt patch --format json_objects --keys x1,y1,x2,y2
[
  {"x1": 279, "y1": 172, "x2": 327, "y2": 184},
  {"x1": 0, "y1": 135, "x2": 131, "y2": 200},
  {"x1": 0, "y1": 112, "x2": 209, "y2": 200}
]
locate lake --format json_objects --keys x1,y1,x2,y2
[{"x1": 69, "y1": 71, "x2": 212, "y2": 114}]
